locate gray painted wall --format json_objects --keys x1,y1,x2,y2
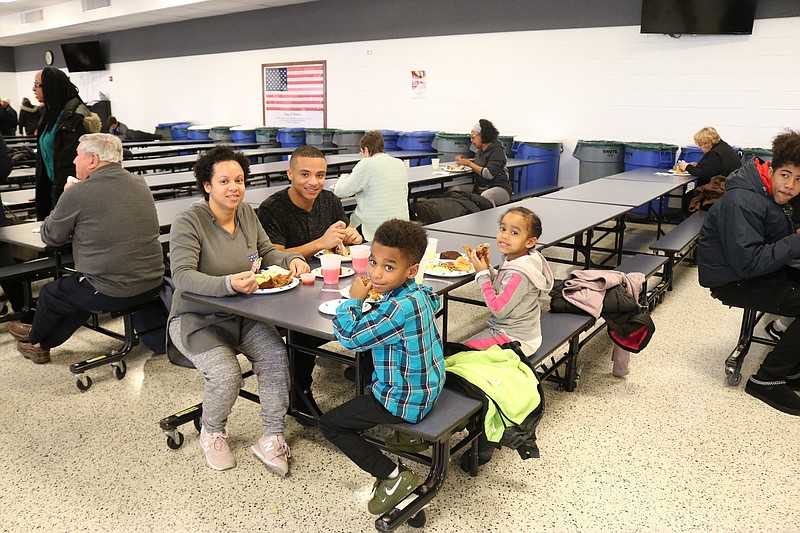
[{"x1": 9, "y1": 0, "x2": 800, "y2": 72}]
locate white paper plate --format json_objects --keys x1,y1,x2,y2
[
  {"x1": 311, "y1": 266, "x2": 355, "y2": 279},
  {"x1": 441, "y1": 165, "x2": 470, "y2": 173},
  {"x1": 253, "y1": 276, "x2": 299, "y2": 294},
  {"x1": 318, "y1": 299, "x2": 372, "y2": 316},
  {"x1": 314, "y1": 250, "x2": 352, "y2": 262},
  {"x1": 424, "y1": 259, "x2": 475, "y2": 278},
  {"x1": 340, "y1": 284, "x2": 383, "y2": 303}
]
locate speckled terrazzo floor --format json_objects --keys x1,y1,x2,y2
[{"x1": 1, "y1": 221, "x2": 799, "y2": 533}]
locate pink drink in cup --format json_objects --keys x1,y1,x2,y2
[
  {"x1": 319, "y1": 253, "x2": 342, "y2": 284},
  {"x1": 350, "y1": 244, "x2": 370, "y2": 274}
]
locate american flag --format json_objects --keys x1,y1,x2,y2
[{"x1": 264, "y1": 65, "x2": 324, "y2": 111}]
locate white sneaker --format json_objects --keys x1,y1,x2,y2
[
  {"x1": 251, "y1": 434, "x2": 291, "y2": 477},
  {"x1": 199, "y1": 427, "x2": 236, "y2": 471}
]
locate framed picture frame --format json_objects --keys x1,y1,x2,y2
[{"x1": 262, "y1": 60, "x2": 327, "y2": 128}]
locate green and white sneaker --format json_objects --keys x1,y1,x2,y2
[
  {"x1": 367, "y1": 464, "x2": 420, "y2": 515},
  {"x1": 384, "y1": 431, "x2": 429, "y2": 453}
]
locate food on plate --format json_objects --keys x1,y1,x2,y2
[
  {"x1": 324, "y1": 243, "x2": 351, "y2": 257},
  {"x1": 443, "y1": 164, "x2": 469, "y2": 172},
  {"x1": 439, "y1": 250, "x2": 462, "y2": 260},
  {"x1": 255, "y1": 271, "x2": 293, "y2": 290},
  {"x1": 463, "y1": 243, "x2": 490, "y2": 261},
  {"x1": 425, "y1": 256, "x2": 474, "y2": 274}
]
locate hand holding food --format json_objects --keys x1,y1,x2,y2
[
  {"x1": 319, "y1": 221, "x2": 347, "y2": 251},
  {"x1": 343, "y1": 225, "x2": 363, "y2": 245},
  {"x1": 231, "y1": 270, "x2": 259, "y2": 294},
  {"x1": 349, "y1": 275, "x2": 371, "y2": 301},
  {"x1": 463, "y1": 243, "x2": 490, "y2": 271}
]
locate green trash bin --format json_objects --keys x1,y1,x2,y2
[
  {"x1": 573, "y1": 140, "x2": 625, "y2": 183},
  {"x1": 432, "y1": 133, "x2": 473, "y2": 164},
  {"x1": 210, "y1": 126, "x2": 231, "y2": 142},
  {"x1": 740, "y1": 147, "x2": 772, "y2": 164},
  {"x1": 305, "y1": 128, "x2": 339, "y2": 148},
  {"x1": 333, "y1": 129, "x2": 366, "y2": 154},
  {"x1": 498, "y1": 135, "x2": 515, "y2": 158}
]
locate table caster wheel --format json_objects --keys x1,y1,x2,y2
[
  {"x1": 166, "y1": 432, "x2": 185, "y2": 450},
  {"x1": 76, "y1": 374, "x2": 92, "y2": 392},
  {"x1": 408, "y1": 510, "x2": 426, "y2": 528},
  {"x1": 726, "y1": 368, "x2": 741, "y2": 386},
  {"x1": 112, "y1": 360, "x2": 127, "y2": 380}
]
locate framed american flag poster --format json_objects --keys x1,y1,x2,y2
[{"x1": 262, "y1": 60, "x2": 327, "y2": 127}]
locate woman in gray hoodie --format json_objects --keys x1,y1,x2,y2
[{"x1": 169, "y1": 146, "x2": 309, "y2": 475}]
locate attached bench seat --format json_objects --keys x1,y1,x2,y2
[
  {"x1": 376, "y1": 389, "x2": 482, "y2": 531},
  {"x1": 0, "y1": 252, "x2": 74, "y2": 322},
  {"x1": 650, "y1": 210, "x2": 707, "y2": 291},
  {"x1": 71, "y1": 290, "x2": 165, "y2": 392},
  {"x1": 614, "y1": 253, "x2": 669, "y2": 309}
]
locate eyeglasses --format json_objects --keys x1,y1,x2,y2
[
  {"x1": 469, "y1": 134, "x2": 480, "y2": 140},
  {"x1": 33, "y1": 82, "x2": 42, "y2": 88}
]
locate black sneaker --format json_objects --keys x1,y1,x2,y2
[
  {"x1": 745, "y1": 376, "x2": 800, "y2": 416},
  {"x1": 764, "y1": 320, "x2": 784, "y2": 342},
  {"x1": 786, "y1": 375, "x2": 800, "y2": 392}
]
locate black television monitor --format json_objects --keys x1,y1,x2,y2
[
  {"x1": 60, "y1": 41, "x2": 106, "y2": 72},
  {"x1": 641, "y1": 0, "x2": 757, "y2": 35}
]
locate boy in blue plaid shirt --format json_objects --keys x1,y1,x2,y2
[{"x1": 319, "y1": 219, "x2": 445, "y2": 515}]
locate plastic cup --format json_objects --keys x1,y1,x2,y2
[
  {"x1": 300, "y1": 273, "x2": 315, "y2": 285},
  {"x1": 319, "y1": 253, "x2": 342, "y2": 284},
  {"x1": 350, "y1": 244, "x2": 370, "y2": 274},
  {"x1": 431, "y1": 158, "x2": 440, "y2": 170},
  {"x1": 405, "y1": 159, "x2": 411, "y2": 168}
]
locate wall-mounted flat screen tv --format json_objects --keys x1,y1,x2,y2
[
  {"x1": 61, "y1": 41, "x2": 106, "y2": 72},
  {"x1": 641, "y1": 0, "x2": 757, "y2": 35}
]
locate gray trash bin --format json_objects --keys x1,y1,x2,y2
[{"x1": 573, "y1": 140, "x2": 625, "y2": 183}]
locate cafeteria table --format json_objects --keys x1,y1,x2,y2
[
  {"x1": 426, "y1": 196, "x2": 630, "y2": 267},
  {"x1": 542, "y1": 172, "x2": 690, "y2": 235}
]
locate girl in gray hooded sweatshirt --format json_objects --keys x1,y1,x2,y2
[{"x1": 463, "y1": 207, "x2": 554, "y2": 355}]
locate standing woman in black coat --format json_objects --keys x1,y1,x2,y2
[
  {"x1": 33, "y1": 67, "x2": 91, "y2": 220},
  {"x1": 18, "y1": 98, "x2": 41, "y2": 136}
]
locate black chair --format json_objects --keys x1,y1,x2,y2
[{"x1": 724, "y1": 308, "x2": 777, "y2": 386}]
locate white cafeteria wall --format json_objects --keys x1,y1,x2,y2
[{"x1": 11, "y1": 16, "x2": 800, "y2": 187}]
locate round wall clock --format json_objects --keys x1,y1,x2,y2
[{"x1": 44, "y1": 50, "x2": 54, "y2": 65}]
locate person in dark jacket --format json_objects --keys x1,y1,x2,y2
[
  {"x1": 697, "y1": 129, "x2": 800, "y2": 416},
  {"x1": 0, "y1": 98, "x2": 17, "y2": 137},
  {"x1": 455, "y1": 118, "x2": 511, "y2": 206},
  {"x1": 33, "y1": 67, "x2": 91, "y2": 220},
  {"x1": 18, "y1": 98, "x2": 41, "y2": 136},
  {"x1": 679, "y1": 126, "x2": 742, "y2": 186},
  {"x1": 680, "y1": 127, "x2": 742, "y2": 215}
]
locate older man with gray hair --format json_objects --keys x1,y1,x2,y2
[{"x1": 8, "y1": 133, "x2": 164, "y2": 363}]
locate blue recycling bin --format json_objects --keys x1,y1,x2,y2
[
  {"x1": 625, "y1": 142, "x2": 679, "y2": 216},
  {"x1": 379, "y1": 130, "x2": 400, "y2": 151},
  {"x1": 512, "y1": 141, "x2": 562, "y2": 196},
  {"x1": 277, "y1": 128, "x2": 306, "y2": 159},
  {"x1": 397, "y1": 131, "x2": 437, "y2": 165}
]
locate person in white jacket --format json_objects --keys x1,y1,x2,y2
[{"x1": 333, "y1": 131, "x2": 409, "y2": 241}]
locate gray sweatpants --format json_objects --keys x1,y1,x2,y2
[{"x1": 169, "y1": 317, "x2": 290, "y2": 436}]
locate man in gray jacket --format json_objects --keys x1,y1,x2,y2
[{"x1": 8, "y1": 133, "x2": 164, "y2": 363}]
